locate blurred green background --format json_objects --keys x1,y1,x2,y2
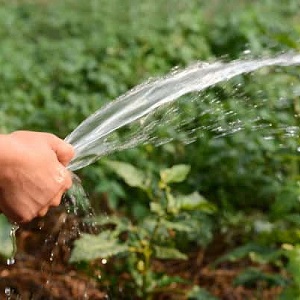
[{"x1": 0, "y1": 0, "x2": 299, "y2": 298}]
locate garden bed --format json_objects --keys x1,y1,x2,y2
[{"x1": 0, "y1": 208, "x2": 284, "y2": 300}]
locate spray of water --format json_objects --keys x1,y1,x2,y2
[
  {"x1": 65, "y1": 53, "x2": 300, "y2": 171},
  {"x1": 6, "y1": 223, "x2": 19, "y2": 266}
]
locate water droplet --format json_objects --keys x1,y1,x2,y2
[
  {"x1": 49, "y1": 253, "x2": 54, "y2": 262},
  {"x1": 285, "y1": 126, "x2": 299, "y2": 137},
  {"x1": 5, "y1": 287, "x2": 12, "y2": 299},
  {"x1": 6, "y1": 258, "x2": 15, "y2": 266},
  {"x1": 263, "y1": 136, "x2": 274, "y2": 140}
]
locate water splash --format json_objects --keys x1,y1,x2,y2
[
  {"x1": 6, "y1": 223, "x2": 19, "y2": 266},
  {"x1": 65, "y1": 53, "x2": 300, "y2": 171},
  {"x1": 64, "y1": 173, "x2": 92, "y2": 216},
  {"x1": 5, "y1": 287, "x2": 12, "y2": 299}
]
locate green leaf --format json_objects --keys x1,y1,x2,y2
[
  {"x1": 70, "y1": 231, "x2": 128, "y2": 263},
  {"x1": 284, "y1": 214, "x2": 300, "y2": 226},
  {"x1": 160, "y1": 164, "x2": 191, "y2": 184},
  {"x1": 150, "y1": 202, "x2": 165, "y2": 216},
  {"x1": 104, "y1": 160, "x2": 147, "y2": 189},
  {"x1": 177, "y1": 192, "x2": 217, "y2": 213},
  {"x1": 279, "y1": 286, "x2": 300, "y2": 300},
  {"x1": 213, "y1": 243, "x2": 282, "y2": 266},
  {"x1": 187, "y1": 286, "x2": 219, "y2": 300},
  {"x1": 155, "y1": 274, "x2": 186, "y2": 288},
  {"x1": 154, "y1": 245, "x2": 187, "y2": 260},
  {"x1": 89, "y1": 215, "x2": 131, "y2": 234},
  {"x1": 284, "y1": 245, "x2": 300, "y2": 285},
  {"x1": 161, "y1": 219, "x2": 193, "y2": 233},
  {"x1": 234, "y1": 267, "x2": 288, "y2": 288},
  {"x1": 0, "y1": 214, "x2": 13, "y2": 258}
]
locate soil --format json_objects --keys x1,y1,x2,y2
[{"x1": 0, "y1": 207, "x2": 285, "y2": 300}]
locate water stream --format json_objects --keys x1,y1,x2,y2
[
  {"x1": 6, "y1": 223, "x2": 19, "y2": 266},
  {"x1": 65, "y1": 52, "x2": 300, "y2": 171}
]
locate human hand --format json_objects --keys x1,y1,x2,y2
[{"x1": 0, "y1": 131, "x2": 74, "y2": 223}]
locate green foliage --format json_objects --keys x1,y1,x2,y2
[
  {"x1": 176, "y1": 192, "x2": 217, "y2": 213},
  {"x1": 70, "y1": 231, "x2": 128, "y2": 262},
  {"x1": 279, "y1": 245, "x2": 300, "y2": 299},
  {"x1": 160, "y1": 164, "x2": 191, "y2": 184},
  {"x1": 213, "y1": 243, "x2": 283, "y2": 267},
  {"x1": 71, "y1": 163, "x2": 216, "y2": 298},
  {"x1": 103, "y1": 160, "x2": 147, "y2": 190},
  {"x1": 0, "y1": 0, "x2": 298, "y2": 215},
  {"x1": 234, "y1": 267, "x2": 288, "y2": 288},
  {"x1": 153, "y1": 245, "x2": 187, "y2": 260},
  {"x1": 0, "y1": 0, "x2": 300, "y2": 298},
  {"x1": 0, "y1": 215, "x2": 13, "y2": 259},
  {"x1": 187, "y1": 285, "x2": 219, "y2": 300}
]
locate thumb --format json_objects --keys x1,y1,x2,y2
[{"x1": 48, "y1": 135, "x2": 75, "y2": 167}]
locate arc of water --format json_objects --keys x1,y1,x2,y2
[{"x1": 65, "y1": 53, "x2": 300, "y2": 171}]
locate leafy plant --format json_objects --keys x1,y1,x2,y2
[
  {"x1": 70, "y1": 162, "x2": 217, "y2": 299},
  {"x1": 279, "y1": 244, "x2": 300, "y2": 299}
]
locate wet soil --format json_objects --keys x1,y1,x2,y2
[{"x1": 0, "y1": 207, "x2": 284, "y2": 299}]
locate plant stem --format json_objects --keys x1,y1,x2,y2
[{"x1": 141, "y1": 242, "x2": 153, "y2": 300}]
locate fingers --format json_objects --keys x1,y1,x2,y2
[
  {"x1": 37, "y1": 190, "x2": 66, "y2": 218},
  {"x1": 47, "y1": 134, "x2": 75, "y2": 167},
  {"x1": 51, "y1": 170, "x2": 73, "y2": 207},
  {"x1": 51, "y1": 192, "x2": 64, "y2": 207},
  {"x1": 61, "y1": 169, "x2": 73, "y2": 190},
  {"x1": 37, "y1": 190, "x2": 63, "y2": 217},
  {"x1": 38, "y1": 206, "x2": 48, "y2": 217},
  {"x1": 38, "y1": 168, "x2": 73, "y2": 218},
  {"x1": 12, "y1": 131, "x2": 75, "y2": 167}
]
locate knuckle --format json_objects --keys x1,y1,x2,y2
[
  {"x1": 20, "y1": 213, "x2": 33, "y2": 223},
  {"x1": 68, "y1": 145, "x2": 75, "y2": 159},
  {"x1": 64, "y1": 173, "x2": 73, "y2": 190},
  {"x1": 21, "y1": 208, "x2": 38, "y2": 223},
  {"x1": 47, "y1": 133, "x2": 57, "y2": 140},
  {"x1": 65, "y1": 178, "x2": 73, "y2": 190},
  {"x1": 52, "y1": 195, "x2": 62, "y2": 207},
  {"x1": 55, "y1": 166, "x2": 67, "y2": 184},
  {"x1": 38, "y1": 209, "x2": 48, "y2": 217}
]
